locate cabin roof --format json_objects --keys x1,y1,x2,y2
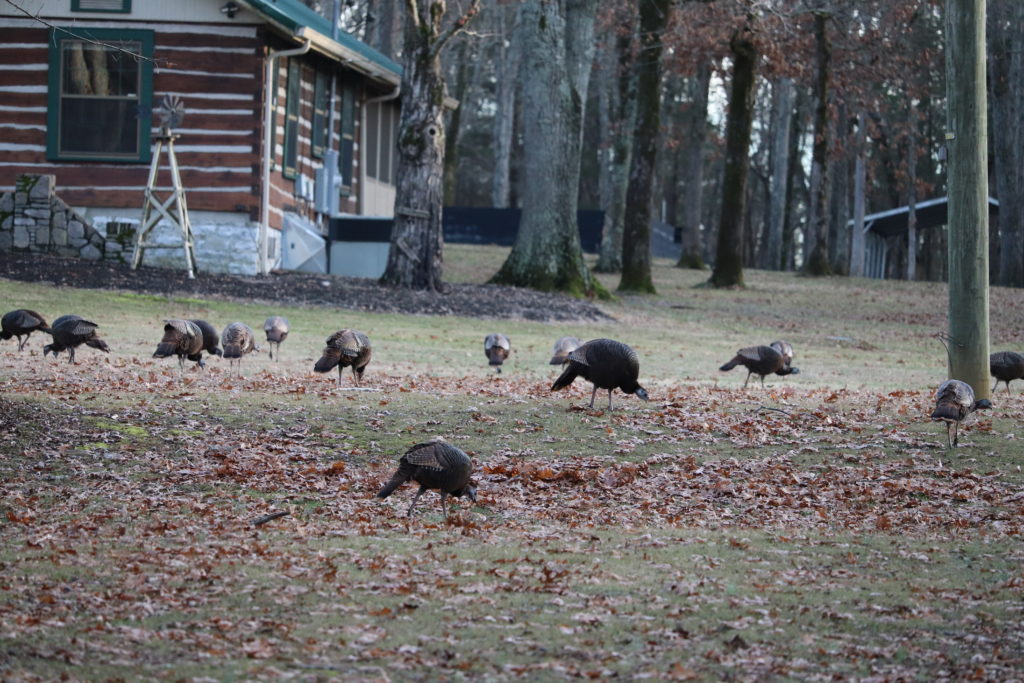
[
  {"x1": 238, "y1": 0, "x2": 401, "y2": 86},
  {"x1": 853, "y1": 196, "x2": 1001, "y2": 238}
]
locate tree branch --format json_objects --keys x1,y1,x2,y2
[
  {"x1": 429, "y1": 0, "x2": 481, "y2": 60},
  {"x1": 3, "y1": 0, "x2": 158, "y2": 63},
  {"x1": 405, "y1": 0, "x2": 422, "y2": 33}
]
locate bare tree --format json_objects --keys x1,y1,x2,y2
[
  {"x1": 618, "y1": 0, "x2": 671, "y2": 293},
  {"x1": 989, "y1": 0, "x2": 1024, "y2": 287},
  {"x1": 709, "y1": 18, "x2": 758, "y2": 288},
  {"x1": 491, "y1": 1, "x2": 521, "y2": 208},
  {"x1": 491, "y1": 0, "x2": 606, "y2": 297},
  {"x1": 761, "y1": 77, "x2": 792, "y2": 270},
  {"x1": 675, "y1": 63, "x2": 712, "y2": 270},
  {"x1": 594, "y1": 12, "x2": 637, "y2": 274},
  {"x1": 380, "y1": 0, "x2": 480, "y2": 291},
  {"x1": 803, "y1": 9, "x2": 833, "y2": 276}
]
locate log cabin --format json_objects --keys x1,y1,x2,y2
[{"x1": 0, "y1": 0, "x2": 401, "y2": 275}]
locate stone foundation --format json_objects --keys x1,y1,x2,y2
[
  {"x1": 0, "y1": 175, "x2": 268, "y2": 275},
  {"x1": 0, "y1": 175, "x2": 125, "y2": 263}
]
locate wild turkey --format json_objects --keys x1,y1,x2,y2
[
  {"x1": 221, "y1": 322, "x2": 256, "y2": 373},
  {"x1": 484, "y1": 333, "x2": 510, "y2": 373},
  {"x1": 1, "y1": 309, "x2": 51, "y2": 351},
  {"x1": 931, "y1": 379, "x2": 992, "y2": 448},
  {"x1": 43, "y1": 314, "x2": 110, "y2": 363},
  {"x1": 314, "y1": 329, "x2": 371, "y2": 386},
  {"x1": 549, "y1": 336, "x2": 581, "y2": 366},
  {"x1": 719, "y1": 344, "x2": 800, "y2": 388},
  {"x1": 264, "y1": 316, "x2": 290, "y2": 360},
  {"x1": 990, "y1": 351, "x2": 1024, "y2": 394},
  {"x1": 376, "y1": 441, "x2": 477, "y2": 517},
  {"x1": 152, "y1": 319, "x2": 204, "y2": 370},
  {"x1": 551, "y1": 338, "x2": 649, "y2": 410},
  {"x1": 189, "y1": 319, "x2": 222, "y2": 368},
  {"x1": 770, "y1": 340, "x2": 795, "y2": 369}
]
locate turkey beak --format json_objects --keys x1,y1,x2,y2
[
  {"x1": 635, "y1": 387, "x2": 649, "y2": 402},
  {"x1": 467, "y1": 486, "x2": 477, "y2": 503}
]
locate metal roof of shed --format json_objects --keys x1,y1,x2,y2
[{"x1": 856, "y1": 196, "x2": 1000, "y2": 238}]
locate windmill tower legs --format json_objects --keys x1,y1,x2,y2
[{"x1": 133, "y1": 130, "x2": 197, "y2": 278}]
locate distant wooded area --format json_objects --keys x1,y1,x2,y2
[{"x1": 328, "y1": 0, "x2": 1022, "y2": 288}]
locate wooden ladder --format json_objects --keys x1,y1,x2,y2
[{"x1": 132, "y1": 127, "x2": 197, "y2": 278}]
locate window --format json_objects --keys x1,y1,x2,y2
[
  {"x1": 46, "y1": 28, "x2": 153, "y2": 162},
  {"x1": 338, "y1": 81, "x2": 355, "y2": 194},
  {"x1": 71, "y1": 0, "x2": 131, "y2": 12},
  {"x1": 365, "y1": 98, "x2": 398, "y2": 185},
  {"x1": 311, "y1": 70, "x2": 328, "y2": 159},
  {"x1": 282, "y1": 60, "x2": 301, "y2": 179}
]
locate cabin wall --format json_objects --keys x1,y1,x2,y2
[{"x1": 0, "y1": 6, "x2": 395, "y2": 276}]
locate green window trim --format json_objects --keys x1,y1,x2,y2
[
  {"x1": 311, "y1": 70, "x2": 328, "y2": 159},
  {"x1": 46, "y1": 26, "x2": 154, "y2": 163},
  {"x1": 282, "y1": 60, "x2": 300, "y2": 180},
  {"x1": 269, "y1": 63, "x2": 279, "y2": 172},
  {"x1": 71, "y1": 0, "x2": 132, "y2": 13}
]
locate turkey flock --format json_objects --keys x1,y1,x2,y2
[{"x1": 3, "y1": 305, "x2": 1018, "y2": 516}]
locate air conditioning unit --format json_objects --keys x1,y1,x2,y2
[{"x1": 314, "y1": 150, "x2": 342, "y2": 216}]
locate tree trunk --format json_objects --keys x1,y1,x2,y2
[
  {"x1": 762, "y1": 77, "x2": 792, "y2": 270},
  {"x1": 595, "y1": 22, "x2": 637, "y2": 273},
  {"x1": 618, "y1": 0, "x2": 669, "y2": 293},
  {"x1": 989, "y1": 0, "x2": 1024, "y2": 287},
  {"x1": 443, "y1": 40, "x2": 470, "y2": 206},
  {"x1": 944, "y1": 0, "x2": 990, "y2": 400},
  {"x1": 491, "y1": 0, "x2": 605, "y2": 297},
  {"x1": 380, "y1": 0, "x2": 479, "y2": 291},
  {"x1": 804, "y1": 11, "x2": 832, "y2": 276},
  {"x1": 781, "y1": 90, "x2": 806, "y2": 271},
  {"x1": 491, "y1": 2, "x2": 521, "y2": 208},
  {"x1": 849, "y1": 111, "x2": 867, "y2": 277},
  {"x1": 709, "y1": 23, "x2": 758, "y2": 288},
  {"x1": 676, "y1": 63, "x2": 711, "y2": 270},
  {"x1": 829, "y1": 103, "x2": 849, "y2": 275},
  {"x1": 906, "y1": 123, "x2": 917, "y2": 281}
]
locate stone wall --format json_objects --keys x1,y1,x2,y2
[
  {"x1": 0, "y1": 175, "x2": 126, "y2": 263},
  {"x1": 1, "y1": 174, "x2": 274, "y2": 275}
]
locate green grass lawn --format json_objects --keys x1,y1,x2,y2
[{"x1": 1, "y1": 248, "x2": 1022, "y2": 680}]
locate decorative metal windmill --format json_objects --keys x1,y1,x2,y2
[{"x1": 133, "y1": 94, "x2": 197, "y2": 278}]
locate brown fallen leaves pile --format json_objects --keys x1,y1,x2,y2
[{"x1": 1, "y1": 356, "x2": 1022, "y2": 679}]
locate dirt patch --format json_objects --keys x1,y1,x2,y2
[{"x1": 0, "y1": 252, "x2": 613, "y2": 322}]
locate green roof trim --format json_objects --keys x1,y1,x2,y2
[{"x1": 240, "y1": 0, "x2": 400, "y2": 77}]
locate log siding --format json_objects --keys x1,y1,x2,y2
[{"x1": 0, "y1": 4, "x2": 389, "y2": 270}]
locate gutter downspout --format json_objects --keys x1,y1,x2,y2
[
  {"x1": 260, "y1": 38, "x2": 311, "y2": 275},
  {"x1": 359, "y1": 85, "x2": 400, "y2": 217}
]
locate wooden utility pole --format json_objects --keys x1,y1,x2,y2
[{"x1": 944, "y1": 0, "x2": 990, "y2": 399}]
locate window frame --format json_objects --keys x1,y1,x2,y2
[
  {"x1": 338, "y1": 81, "x2": 355, "y2": 195},
  {"x1": 311, "y1": 69, "x2": 328, "y2": 159},
  {"x1": 46, "y1": 27, "x2": 154, "y2": 163},
  {"x1": 282, "y1": 59, "x2": 301, "y2": 180},
  {"x1": 71, "y1": 0, "x2": 132, "y2": 13}
]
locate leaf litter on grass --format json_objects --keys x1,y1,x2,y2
[{"x1": 3, "y1": 274, "x2": 1024, "y2": 678}]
